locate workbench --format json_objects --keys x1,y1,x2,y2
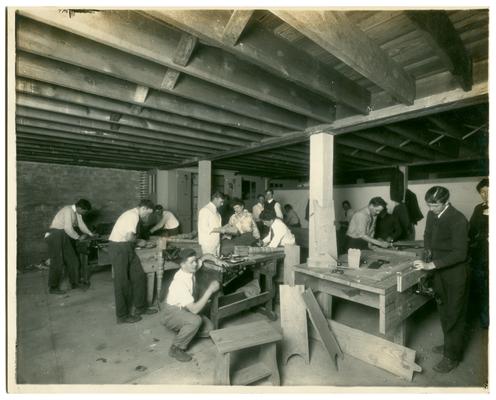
[
  {"x1": 293, "y1": 247, "x2": 429, "y2": 345},
  {"x1": 135, "y1": 247, "x2": 179, "y2": 308},
  {"x1": 197, "y1": 253, "x2": 285, "y2": 329}
]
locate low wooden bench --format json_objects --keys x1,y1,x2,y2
[{"x1": 209, "y1": 320, "x2": 282, "y2": 386}]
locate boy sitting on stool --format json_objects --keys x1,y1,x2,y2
[{"x1": 163, "y1": 248, "x2": 222, "y2": 362}]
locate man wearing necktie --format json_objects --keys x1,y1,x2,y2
[
  {"x1": 162, "y1": 248, "x2": 223, "y2": 362},
  {"x1": 345, "y1": 197, "x2": 391, "y2": 251},
  {"x1": 45, "y1": 199, "x2": 95, "y2": 294}
]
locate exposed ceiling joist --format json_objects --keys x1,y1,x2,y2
[
  {"x1": 353, "y1": 130, "x2": 436, "y2": 160},
  {"x1": 271, "y1": 10, "x2": 415, "y2": 104},
  {"x1": 16, "y1": 112, "x2": 235, "y2": 151},
  {"x1": 147, "y1": 9, "x2": 371, "y2": 114},
  {"x1": 16, "y1": 129, "x2": 194, "y2": 157},
  {"x1": 406, "y1": 10, "x2": 472, "y2": 91},
  {"x1": 18, "y1": 9, "x2": 336, "y2": 122},
  {"x1": 221, "y1": 10, "x2": 254, "y2": 46},
  {"x1": 16, "y1": 99, "x2": 253, "y2": 146},
  {"x1": 16, "y1": 79, "x2": 267, "y2": 141},
  {"x1": 16, "y1": 17, "x2": 305, "y2": 132},
  {"x1": 16, "y1": 53, "x2": 292, "y2": 137},
  {"x1": 17, "y1": 134, "x2": 183, "y2": 159},
  {"x1": 385, "y1": 124, "x2": 459, "y2": 158},
  {"x1": 16, "y1": 119, "x2": 219, "y2": 155}
]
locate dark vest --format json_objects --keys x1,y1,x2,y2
[{"x1": 264, "y1": 200, "x2": 278, "y2": 213}]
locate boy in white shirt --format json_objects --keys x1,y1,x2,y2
[
  {"x1": 163, "y1": 248, "x2": 222, "y2": 362},
  {"x1": 260, "y1": 209, "x2": 296, "y2": 248}
]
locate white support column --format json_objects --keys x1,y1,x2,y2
[
  {"x1": 198, "y1": 160, "x2": 212, "y2": 212},
  {"x1": 307, "y1": 132, "x2": 338, "y2": 268}
]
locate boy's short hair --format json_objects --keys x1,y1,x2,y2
[{"x1": 178, "y1": 248, "x2": 197, "y2": 264}]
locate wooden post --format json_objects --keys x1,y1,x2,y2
[
  {"x1": 307, "y1": 132, "x2": 337, "y2": 268},
  {"x1": 283, "y1": 244, "x2": 300, "y2": 285},
  {"x1": 198, "y1": 160, "x2": 211, "y2": 212}
]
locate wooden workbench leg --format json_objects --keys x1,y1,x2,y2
[
  {"x1": 260, "y1": 264, "x2": 277, "y2": 320},
  {"x1": 259, "y1": 343, "x2": 280, "y2": 386},
  {"x1": 146, "y1": 272, "x2": 155, "y2": 307},
  {"x1": 214, "y1": 352, "x2": 230, "y2": 385},
  {"x1": 210, "y1": 292, "x2": 220, "y2": 329},
  {"x1": 317, "y1": 292, "x2": 333, "y2": 319},
  {"x1": 156, "y1": 269, "x2": 164, "y2": 310},
  {"x1": 388, "y1": 322, "x2": 407, "y2": 346}
]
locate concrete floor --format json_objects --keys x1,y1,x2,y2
[{"x1": 15, "y1": 267, "x2": 488, "y2": 389}]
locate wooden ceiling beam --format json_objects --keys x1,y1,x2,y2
[
  {"x1": 16, "y1": 128, "x2": 193, "y2": 158},
  {"x1": 17, "y1": 142, "x2": 177, "y2": 164},
  {"x1": 16, "y1": 79, "x2": 266, "y2": 141},
  {"x1": 405, "y1": 10, "x2": 472, "y2": 91},
  {"x1": 427, "y1": 116, "x2": 465, "y2": 140},
  {"x1": 19, "y1": 10, "x2": 335, "y2": 122},
  {"x1": 16, "y1": 150, "x2": 160, "y2": 169},
  {"x1": 335, "y1": 144, "x2": 395, "y2": 166},
  {"x1": 16, "y1": 155, "x2": 145, "y2": 170},
  {"x1": 271, "y1": 10, "x2": 415, "y2": 104},
  {"x1": 16, "y1": 110, "x2": 234, "y2": 151},
  {"x1": 385, "y1": 124, "x2": 460, "y2": 158},
  {"x1": 147, "y1": 10, "x2": 371, "y2": 114},
  {"x1": 222, "y1": 10, "x2": 254, "y2": 46},
  {"x1": 16, "y1": 119, "x2": 216, "y2": 156},
  {"x1": 17, "y1": 17, "x2": 302, "y2": 132},
  {"x1": 16, "y1": 98, "x2": 252, "y2": 146},
  {"x1": 213, "y1": 160, "x2": 308, "y2": 175},
  {"x1": 353, "y1": 129, "x2": 436, "y2": 160},
  {"x1": 16, "y1": 52, "x2": 287, "y2": 137},
  {"x1": 163, "y1": 52, "x2": 487, "y2": 170},
  {"x1": 16, "y1": 156, "x2": 157, "y2": 171},
  {"x1": 17, "y1": 136, "x2": 183, "y2": 161},
  {"x1": 336, "y1": 136, "x2": 412, "y2": 163}
]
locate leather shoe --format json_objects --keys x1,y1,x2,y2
[
  {"x1": 432, "y1": 345, "x2": 444, "y2": 355},
  {"x1": 169, "y1": 345, "x2": 192, "y2": 362},
  {"x1": 433, "y1": 357, "x2": 459, "y2": 373},
  {"x1": 49, "y1": 288, "x2": 66, "y2": 295},
  {"x1": 117, "y1": 315, "x2": 142, "y2": 324},
  {"x1": 136, "y1": 307, "x2": 158, "y2": 316}
]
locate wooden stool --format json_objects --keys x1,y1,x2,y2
[{"x1": 209, "y1": 320, "x2": 282, "y2": 386}]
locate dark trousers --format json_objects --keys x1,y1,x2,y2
[
  {"x1": 470, "y1": 264, "x2": 489, "y2": 328},
  {"x1": 432, "y1": 263, "x2": 470, "y2": 361},
  {"x1": 345, "y1": 236, "x2": 369, "y2": 251},
  {"x1": 45, "y1": 229, "x2": 79, "y2": 289},
  {"x1": 108, "y1": 241, "x2": 147, "y2": 319}
]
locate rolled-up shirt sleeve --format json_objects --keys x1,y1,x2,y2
[{"x1": 346, "y1": 212, "x2": 368, "y2": 238}]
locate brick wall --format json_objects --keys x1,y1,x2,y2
[{"x1": 16, "y1": 161, "x2": 144, "y2": 268}]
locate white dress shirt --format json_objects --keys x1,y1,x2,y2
[
  {"x1": 109, "y1": 208, "x2": 140, "y2": 242},
  {"x1": 198, "y1": 202, "x2": 221, "y2": 256},
  {"x1": 166, "y1": 269, "x2": 195, "y2": 308},
  {"x1": 49, "y1": 204, "x2": 93, "y2": 240},
  {"x1": 262, "y1": 218, "x2": 296, "y2": 248}
]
